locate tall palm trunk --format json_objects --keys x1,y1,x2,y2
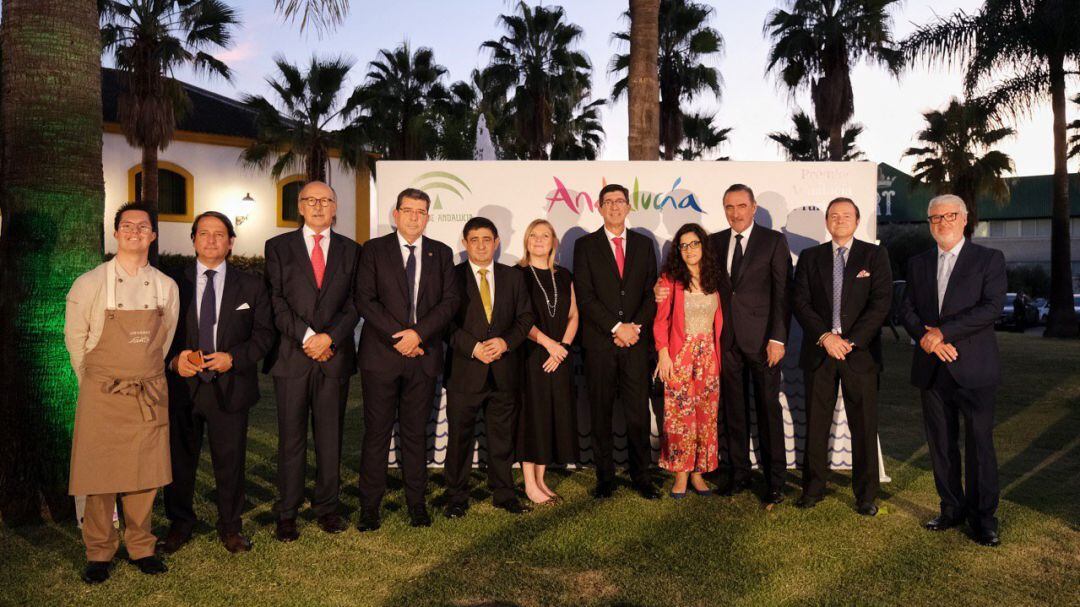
[
  {"x1": 1045, "y1": 54, "x2": 1079, "y2": 337},
  {"x1": 628, "y1": 0, "x2": 660, "y2": 161},
  {"x1": 828, "y1": 123, "x2": 844, "y2": 161},
  {"x1": 141, "y1": 144, "x2": 159, "y2": 204},
  {"x1": 0, "y1": 0, "x2": 104, "y2": 522}
]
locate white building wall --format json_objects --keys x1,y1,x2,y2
[{"x1": 102, "y1": 132, "x2": 357, "y2": 257}]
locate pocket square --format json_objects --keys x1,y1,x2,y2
[
  {"x1": 856, "y1": 270, "x2": 871, "y2": 278},
  {"x1": 235, "y1": 302, "x2": 251, "y2": 311}
]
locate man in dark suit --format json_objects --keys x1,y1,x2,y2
[
  {"x1": 792, "y1": 198, "x2": 892, "y2": 515},
  {"x1": 355, "y1": 188, "x2": 460, "y2": 530},
  {"x1": 443, "y1": 217, "x2": 533, "y2": 518},
  {"x1": 159, "y1": 212, "x2": 275, "y2": 554},
  {"x1": 264, "y1": 181, "x2": 361, "y2": 541},
  {"x1": 574, "y1": 183, "x2": 660, "y2": 500},
  {"x1": 900, "y1": 194, "x2": 1006, "y2": 547},
  {"x1": 659, "y1": 183, "x2": 792, "y2": 503}
]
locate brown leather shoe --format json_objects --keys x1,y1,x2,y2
[
  {"x1": 219, "y1": 531, "x2": 253, "y2": 553},
  {"x1": 156, "y1": 523, "x2": 193, "y2": 555},
  {"x1": 317, "y1": 513, "x2": 348, "y2": 534},
  {"x1": 275, "y1": 518, "x2": 299, "y2": 542}
]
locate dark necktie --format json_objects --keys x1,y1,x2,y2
[
  {"x1": 730, "y1": 233, "x2": 744, "y2": 285},
  {"x1": 832, "y1": 246, "x2": 847, "y2": 332},
  {"x1": 198, "y1": 268, "x2": 217, "y2": 383},
  {"x1": 405, "y1": 244, "x2": 417, "y2": 324}
]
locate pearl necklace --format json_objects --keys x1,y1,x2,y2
[{"x1": 528, "y1": 264, "x2": 558, "y2": 318}]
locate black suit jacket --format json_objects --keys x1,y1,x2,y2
[
  {"x1": 264, "y1": 229, "x2": 361, "y2": 378},
  {"x1": 793, "y1": 239, "x2": 893, "y2": 372},
  {"x1": 356, "y1": 232, "x2": 460, "y2": 378},
  {"x1": 166, "y1": 262, "x2": 276, "y2": 413},
  {"x1": 709, "y1": 225, "x2": 792, "y2": 353},
  {"x1": 900, "y1": 241, "x2": 1006, "y2": 389},
  {"x1": 445, "y1": 262, "x2": 533, "y2": 394},
  {"x1": 572, "y1": 227, "x2": 657, "y2": 351}
]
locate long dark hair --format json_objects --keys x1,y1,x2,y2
[{"x1": 662, "y1": 223, "x2": 718, "y2": 294}]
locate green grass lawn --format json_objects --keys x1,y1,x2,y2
[{"x1": 3, "y1": 333, "x2": 1078, "y2": 606}]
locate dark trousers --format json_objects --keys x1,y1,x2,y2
[
  {"x1": 164, "y1": 386, "x2": 249, "y2": 534},
  {"x1": 273, "y1": 370, "x2": 350, "y2": 519},
  {"x1": 720, "y1": 345, "x2": 786, "y2": 491},
  {"x1": 584, "y1": 344, "x2": 652, "y2": 486},
  {"x1": 358, "y1": 364, "x2": 437, "y2": 511},
  {"x1": 801, "y1": 358, "x2": 880, "y2": 505},
  {"x1": 444, "y1": 379, "x2": 517, "y2": 506},
  {"x1": 922, "y1": 366, "x2": 999, "y2": 531}
]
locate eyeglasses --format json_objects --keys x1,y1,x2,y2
[
  {"x1": 678, "y1": 240, "x2": 702, "y2": 251},
  {"x1": 928, "y1": 212, "x2": 961, "y2": 224},
  {"x1": 118, "y1": 223, "x2": 153, "y2": 234},
  {"x1": 602, "y1": 198, "x2": 629, "y2": 207},
  {"x1": 398, "y1": 208, "x2": 428, "y2": 218},
  {"x1": 301, "y1": 196, "x2": 336, "y2": 208}
]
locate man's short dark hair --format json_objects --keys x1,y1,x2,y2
[
  {"x1": 598, "y1": 183, "x2": 630, "y2": 205},
  {"x1": 396, "y1": 188, "x2": 431, "y2": 211},
  {"x1": 114, "y1": 201, "x2": 158, "y2": 233},
  {"x1": 723, "y1": 183, "x2": 756, "y2": 203},
  {"x1": 825, "y1": 197, "x2": 860, "y2": 220},
  {"x1": 190, "y1": 211, "x2": 237, "y2": 240},
  {"x1": 462, "y1": 216, "x2": 498, "y2": 239}
]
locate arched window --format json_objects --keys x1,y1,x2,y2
[
  {"x1": 277, "y1": 175, "x2": 305, "y2": 228},
  {"x1": 127, "y1": 161, "x2": 194, "y2": 222}
]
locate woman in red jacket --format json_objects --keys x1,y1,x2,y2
[{"x1": 654, "y1": 223, "x2": 723, "y2": 497}]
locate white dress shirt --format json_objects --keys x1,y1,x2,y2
[
  {"x1": 937, "y1": 237, "x2": 965, "y2": 312},
  {"x1": 397, "y1": 231, "x2": 423, "y2": 310},
  {"x1": 195, "y1": 259, "x2": 227, "y2": 351},
  {"x1": 726, "y1": 221, "x2": 755, "y2": 274},
  {"x1": 302, "y1": 224, "x2": 332, "y2": 344}
]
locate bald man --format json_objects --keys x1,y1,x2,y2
[{"x1": 264, "y1": 181, "x2": 362, "y2": 541}]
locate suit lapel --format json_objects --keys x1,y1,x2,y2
[
  {"x1": 940, "y1": 242, "x2": 974, "y2": 315},
  {"x1": 320, "y1": 231, "x2": 342, "y2": 293},
  {"x1": 817, "y1": 242, "x2": 835, "y2": 305},
  {"x1": 841, "y1": 240, "x2": 864, "y2": 301},
  {"x1": 184, "y1": 264, "x2": 198, "y2": 346},
  {"x1": 415, "y1": 235, "x2": 436, "y2": 306},
  {"x1": 715, "y1": 230, "x2": 732, "y2": 286},
  {"x1": 215, "y1": 263, "x2": 240, "y2": 349},
  {"x1": 388, "y1": 233, "x2": 411, "y2": 305},
  {"x1": 734, "y1": 227, "x2": 761, "y2": 288},
  {"x1": 622, "y1": 230, "x2": 639, "y2": 284},
  {"x1": 291, "y1": 229, "x2": 318, "y2": 291},
  {"x1": 595, "y1": 228, "x2": 621, "y2": 282}
]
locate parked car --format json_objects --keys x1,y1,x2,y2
[
  {"x1": 998, "y1": 292, "x2": 1039, "y2": 331},
  {"x1": 1033, "y1": 298, "x2": 1049, "y2": 324}
]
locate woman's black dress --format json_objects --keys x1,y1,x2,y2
[{"x1": 516, "y1": 264, "x2": 579, "y2": 465}]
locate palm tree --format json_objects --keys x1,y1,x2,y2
[
  {"x1": 356, "y1": 43, "x2": 448, "y2": 161},
  {"x1": 764, "y1": 0, "x2": 902, "y2": 161},
  {"x1": 768, "y1": 110, "x2": 864, "y2": 161},
  {"x1": 677, "y1": 111, "x2": 731, "y2": 160},
  {"x1": 904, "y1": 0, "x2": 1080, "y2": 337},
  {"x1": 627, "y1": 0, "x2": 660, "y2": 160},
  {"x1": 274, "y1": 0, "x2": 349, "y2": 34},
  {"x1": 100, "y1": 0, "x2": 238, "y2": 209},
  {"x1": 481, "y1": 1, "x2": 601, "y2": 160},
  {"x1": 612, "y1": 0, "x2": 724, "y2": 160},
  {"x1": 1068, "y1": 94, "x2": 1080, "y2": 166},
  {"x1": 240, "y1": 55, "x2": 362, "y2": 183},
  {"x1": 551, "y1": 98, "x2": 607, "y2": 160},
  {"x1": 0, "y1": 0, "x2": 104, "y2": 522},
  {"x1": 903, "y1": 98, "x2": 1015, "y2": 238}
]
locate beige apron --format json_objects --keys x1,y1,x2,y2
[{"x1": 69, "y1": 263, "x2": 171, "y2": 496}]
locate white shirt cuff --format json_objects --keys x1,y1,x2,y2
[
  {"x1": 303, "y1": 327, "x2": 316, "y2": 344},
  {"x1": 769, "y1": 339, "x2": 784, "y2": 346},
  {"x1": 611, "y1": 322, "x2": 622, "y2": 334}
]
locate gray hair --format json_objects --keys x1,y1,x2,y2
[{"x1": 927, "y1": 194, "x2": 968, "y2": 216}]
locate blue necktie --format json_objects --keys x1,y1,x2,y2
[
  {"x1": 198, "y1": 269, "x2": 217, "y2": 383},
  {"x1": 405, "y1": 244, "x2": 417, "y2": 324},
  {"x1": 832, "y1": 246, "x2": 846, "y2": 333}
]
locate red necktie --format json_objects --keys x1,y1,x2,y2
[
  {"x1": 613, "y1": 236, "x2": 625, "y2": 278},
  {"x1": 311, "y1": 233, "x2": 326, "y2": 289}
]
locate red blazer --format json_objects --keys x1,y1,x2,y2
[{"x1": 653, "y1": 274, "x2": 724, "y2": 365}]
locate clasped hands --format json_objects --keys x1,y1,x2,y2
[
  {"x1": 303, "y1": 333, "x2": 335, "y2": 362},
  {"x1": 472, "y1": 337, "x2": 509, "y2": 364},
  {"x1": 613, "y1": 323, "x2": 641, "y2": 348},
  {"x1": 920, "y1": 326, "x2": 958, "y2": 363},
  {"x1": 173, "y1": 349, "x2": 233, "y2": 377},
  {"x1": 392, "y1": 329, "x2": 425, "y2": 358},
  {"x1": 541, "y1": 338, "x2": 569, "y2": 373}
]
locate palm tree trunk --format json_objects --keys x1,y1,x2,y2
[
  {"x1": 628, "y1": 0, "x2": 660, "y2": 161},
  {"x1": 1044, "y1": 54, "x2": 1079, "y2": 338},
  {"x1": 0, "y1": 0, "x2": 104, "y2": 523},
  {"x1": 140, "y1": 144, "x2": 161, "y2": 264},
  {"x1": 828, "y1": 123, "x2": 844, "y2": 161}
]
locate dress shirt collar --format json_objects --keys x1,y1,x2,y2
[
  {"x1": 732, "y1": 222, "x2": 755, "y2": 241},
  {"x1": 831, "y1": 237, "x2": 854, "y2": 255},
  {"x1": 196, "y1": 258, "x2": 226, "y2": 280},
  {"x1": 604, "y1": 224, "x2": 629, "y2": 242},
  {"x1": 303, "y1": 224, "x2": 331, "y2": 241},
  {"x1": 938, "y1": 237, "x2": 965, "y2": 258},
  {"x1": 469, "y1": 260, "x2": 493, "y2": 276},
  {"x1": 396, "y1": 230, "x2": 421, "y2": 249}
]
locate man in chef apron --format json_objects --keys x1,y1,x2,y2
[{"x1": 64, "y1": 201, "x2": 180, "y2": 584}]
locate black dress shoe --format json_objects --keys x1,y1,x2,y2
[
  {"x1": 219, "y1": 531, "x2": 253, "y2": 553},
  {"x1": 156, "y1": 523, "x2": 193, "y2": 555},
  {"x1": 494, "y1": 500, "x2": 528, "y2": 515},
  {"x1": 131, "y1": 555, "x2": 168, "y2": 575},
  {"x1": 408, "y1": 505, "x2": 432, "y2": 528},
  {"x1": 592, "y1": 480, "x2": 615, "y2": 499},
  {"x1": 444, "y1": 502, "x2": 468, "y2": 519},
  {"x1": 974, "y1": 528, "x2": 1001, "y2": 547},
  {"x1": 275, "y1": 518, "x2": 299, "y2": 542},
  {"x1": 317, "y1": 513, "x2": 348, "y2": 534},
  {"x1": 719, "y1": 479, "x2": 752, "y2": 497},
  {"x1": 856, "y1": 503, "x2": 879, "y2": 517},
  {"x1": 796, "y1": 494, "x2": 822, "y2": 509},
  {"x1": 764, "y1": 490, "x2": 785, "y2": 505},
  {"x1": 924, "y1": 515, "x2": 963, "y2": 531},
  {"x1": 81, "y1": 561, "x2": 112, "y2": 584},
  {"x1": 633, "y1": 483, "x2": 662, "y2": 501},
  {"x1": 357, "y1": 509, "x2": 381, "y2": 532}
]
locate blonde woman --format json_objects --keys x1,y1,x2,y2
[{"x1": 517, "y1": 219, "x2": 580, "y2": 505}]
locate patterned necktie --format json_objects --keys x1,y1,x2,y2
[
  {"x1": 198, "y1": 269, "x2": 217, "y2": 383},
  {"x1": 478, "y1": 268, "x2": 493, "y2": 323},
  {"x1": 832, "y1": 246, "x2": 846, "y2": 332},
  {"x1": 937, "y1": 251, "x2": 953, "y2": 313},
  {"x1": 731, "y1": 234, "x2": 744, "y2": 284},
  {"x1": 311, "y1": 233, "x2": 326, "y2": 289},
  {"x1": 405, "y1": 244, "x2": 417, "y2": 324},
  {"x1": 612, "y1": 236, "x2": 625, "y2": 278}
]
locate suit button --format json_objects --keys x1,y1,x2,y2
[
  {"x1": 618, "y1": 311, "x2": 624, "y2": 317},
  {"x1": 620, "y1": 290, "x2": 625, "y2": 296}
]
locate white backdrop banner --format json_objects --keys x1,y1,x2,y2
[{"x1": 375, "y1": 161, "x2": 888, "y2": 478}]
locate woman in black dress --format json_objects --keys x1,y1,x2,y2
[{"x1": 517, "y1": 219, "x2": 579, "y2": 505}]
